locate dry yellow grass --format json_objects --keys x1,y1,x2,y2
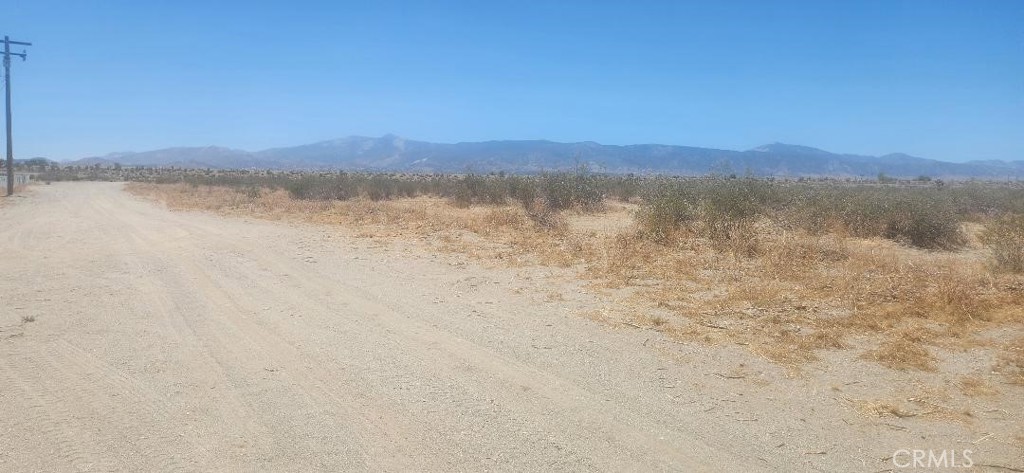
[
  {"x1": 128, "y1": 183, "x2": 1024, "y2": 379},
  {"x1": 849, "y1": 397, "x2": 974, "y2": 423},
  {"x1": 958, "y1": 375, "x2": 1000, "y2": 397},
  {"x1": 862, "y1": 337, "x2": 938, "y2": 372}
]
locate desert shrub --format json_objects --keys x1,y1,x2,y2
[
  {"x1": 639, "y1": 180, "x2": 970, "y2": 250},
  {"x1": 449, "y1": 174, "x2": 518, "y2": 207},
  {"x1": 523, "y1": 199, "x2": 564, "y2": 230},
  {"x1": 879, "y1": 199, "x2": 964, "y2": 250},
  {"x1": 947, "y1": 183, "x2": 1024, "y2": 219},
  {"x1": 508, "y1": 176, "x2": 540, "y2": 209},
  {"x1": 700, "y1": 178, "x2": 777, "y2": 220},
  {"x1": 795, "y1": 188, "x2": 965, "y2": 250},
  {"x1": 362, "y1": 175, "x2": 395, "y2": 200},
  {"x1": 697, "y1": 179, "x2": 777, "y2": 241},
  {"x1": 285, "y1": 175, "x2": 317, "y2": 199},
  {"x1": 637, "y1": 178, "x2": 776, "y2": 243},
  {"x1": 286, "y1": 174, "x2": 356, "y2": 200},
  {"x1": 539, "y1": 171, "x2": 603, "y2": 211},
  {"x1": 602, "y1": 174, "x2": 642, "y2": 202},
  {"x1": 636, "y1": 185, "x2": 696, "y2": 240},
  {"x1": 242, "y1": 185, "x2": 261, "y2": 199},
  {"x1": 981, "y1": 214, "x2": 1024, "y2": 273}
]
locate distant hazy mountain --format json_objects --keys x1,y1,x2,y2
[
  {"x1": 71, "y1": 146, "x2": 272, "y2": 169},
  {"x1": 66, "y1": 136, "x2": 1024, "y2": 179}
]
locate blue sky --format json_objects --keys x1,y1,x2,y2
[{"x1": 6, "y1": 0, "x2": 1023, "y2": 162}]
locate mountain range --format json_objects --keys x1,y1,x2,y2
[{"x1": 66, "y1": 135, "x2": 1024, "y2": 179}]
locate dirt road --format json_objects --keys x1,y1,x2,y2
[{"x1": 0, "y1": 182, "x2": 769, "y2": 471}]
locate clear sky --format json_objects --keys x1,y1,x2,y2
[{"x1": 6, "y1": 0, "x2": 1023, "y2": 162}]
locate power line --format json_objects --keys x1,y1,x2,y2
[{"x1": 4, "y1": 35, "x2": 31, "y2": 197}]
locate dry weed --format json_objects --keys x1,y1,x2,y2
[
  {"x1": 958, "y1": 376, "x2": 1000, "y2": 397},
  {"x1": 862, "y1": 337, "x2": 938, "y2": 372},
  {"x1": 850, "y1": 397, "x2": 972, "y2": 423}
]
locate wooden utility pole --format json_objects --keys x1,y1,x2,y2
[{"x1": 3, "y1": 35, "x2": 31, "y2": 197}]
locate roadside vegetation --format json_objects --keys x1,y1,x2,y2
[{"x1": 48, "y1": 166, "x2": 1024, "y2": 383}]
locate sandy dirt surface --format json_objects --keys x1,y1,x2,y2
[{"x1": 1, "y1": 182, "x2": 1020, "y2": 472}]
